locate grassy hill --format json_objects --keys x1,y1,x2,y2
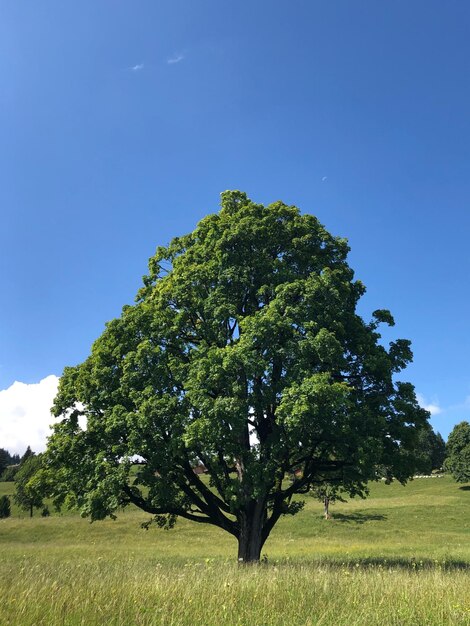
[{"x1": 0, "y1": 475, "x2": 469, "y2": 625}]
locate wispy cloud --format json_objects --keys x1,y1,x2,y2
[
  {"x1": 321, "y1": 176, "x2": 328, "y2": 182},
  {"x1": 167, "y1": 53, "x2": 184, "y2": 65},
  {"x1": 131, "y1": 63, "x2": 144, "y2": 71},
  {"x1": 416, "y1": 393, "x2": 442, "y2": 416},
  {"x1": 448, "y1": 395, "x2": 470, "y2": 411}
]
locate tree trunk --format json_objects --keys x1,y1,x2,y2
[
  {"x1": 324, "y1": 496, "x2": 330, "y2": 519},
  {"x1": 237, "y1": 502, "x2": 266, "y2": 563},
  {"x1": 30, "y1": 503, "x2": 33, "y2": 518}
]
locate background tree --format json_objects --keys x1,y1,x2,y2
[
  {"x1": 415, "y1": 425, "x2": 446, "y2": 474},
  {"x1": 0, "y1": 448, "x2": 9, "y2": 477},
  {"x1": 0, "y1": 448, "x2": 21, "y2": 481},
  {"x1": 10, "y1": 452, "x2": 20, "y2": 465},
  {"x1": 310, "y1": 483, "x2": 346, "y2": 519},
  {"x1": 14, "y1": 454, "x2": 44, "y2": 517},
  {"x1": 430, "y1": 431, "x2": 446, "y2": 471},
  {"x1": 444, "y1": 421, "x2": 470, "y2": 483},
  {"x1": 20, "y1": 446, "x2": 34, "y2": 465},
  {"x1": 0, "y1": 495, "x2": 11, "y2": 519},
  {"x1": 42, "y1": 191, "x2": 429, "y2": 562},
  {"x1": 1, "y1": 465, "x2": 19, "y2": 482}
]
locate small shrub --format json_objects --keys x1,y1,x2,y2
[
  {"x1": 0, "y1": 495, "x2": 11, "y2": 519},
  {"x1": 41, "y1": 506, "x2": 50, "y2": 517}
]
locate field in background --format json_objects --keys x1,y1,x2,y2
[{"x1": 0, "y1": 476, "x2": 469, "y2": 625}]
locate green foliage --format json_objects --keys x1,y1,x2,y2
[
  {"x1": 0, "y1": 495, "x2": 11, "y2": 518},
  {"x1": 0, "y1": 448, "x2": 21, "y2": 481},
  {"x1": 20, "y1": 446, "x2": 34, "y2": 465},
  {"x1": 0, "y1": 449, "x2": 9, "y2": 476},
  {"x1": 0, "y1": 448, "x2": 19, "y2": 479},
  {"x1": 310, "y1": 483, "x2": 346, "y2": 501},
  {"x1": 444, "y1": 421, "x2": 470, "y2": 483},
  {"x1": 415, "y1": 425, "x2": 446, "y2": 474},
  {"x1": 43, "y1": 191, "x2": 429, "y2": 561},
  {"x1": 310, "y1": 483, "x2": 347, "y2": 518},
  {"x1": 430, "y1": 431, "x2": 446, "y2": 470},
  {"x1": 1, "y1": 465, "x2": 19, "y2": 482},
  {"x1": 14, "y1": 454, "x2": 44, "y2": 517}
]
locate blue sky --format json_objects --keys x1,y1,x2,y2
[{"x1": 1, "y1": 1, "x2": 470, "y2": 451}]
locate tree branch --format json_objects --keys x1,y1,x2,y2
[{"x1": 121, "y1": 484, "x2": 214, "y2": 525}]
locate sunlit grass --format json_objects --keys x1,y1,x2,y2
[
  {"x1": 1, "y1": 558, "x2": 469, "y2": 625},
  {"x1": 0, "y1": 475, "x2": 469, "y2": 624}
]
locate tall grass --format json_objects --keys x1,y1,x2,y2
[
  {"x1": 1, "y1": 558, "x2": 469, "y2": 625},
  {"x1": 0, "y1": 476, "x2": 469, "y2": 625}
]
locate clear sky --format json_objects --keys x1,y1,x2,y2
[{"x1": 1, "y1": 1, "x2": 470, "y2": 453}]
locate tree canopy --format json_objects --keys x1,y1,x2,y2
[
  {"x1": 43, "y1": 191, "x2": 429, "y2": 562},
  {"x1": 415, "y1": 425, "x2": 446, "y2": 474},
  {"x1": 444, "y1": 421, "x2": 470, "y2": 483},
  {"x1": 0, "y1": 448, "x2": 20, "y2": 477},
  {"x1": 0, "y1": 449, "x2": 9, "y2": 476},
  {"x1": 20, "y1": 446, "x2": 34, "y2": 465},
  {"x1": 14, "y1": 454, "x2": 44, "y2": 518}
]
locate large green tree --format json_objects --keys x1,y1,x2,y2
[
  {"x1": 43, "y1": 191, "x2": 429, "y2": 562},
  {"x1": 444, "y1": 421, "x2": 470, "y2": 483}
]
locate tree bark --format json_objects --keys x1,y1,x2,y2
[
  {"x1": 237, "y1": 501, "x2": 266, "y2": 563},
  {"x1": 324, "y1": 496, "x2": 330, "y2": 519}
]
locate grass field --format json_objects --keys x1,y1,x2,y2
[{"x1": 0, "y1": 476, "x2": 469, "y2": 625}]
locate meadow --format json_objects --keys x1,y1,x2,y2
[{"x1": 0, "y1": 476, "x2": 469, "y2": 625}]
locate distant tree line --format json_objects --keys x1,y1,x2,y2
[
  {"x1": 0, "y1": 446, "x2": 35, "y2": 482},
  {"x1": 0, "y1": 448, "x2": 21, "y2": 477},
  {"x1": 414, "y1": 424, "x2": 446, "y2": 474}
]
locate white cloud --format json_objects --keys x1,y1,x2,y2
[
  {"x1": 0, "y1": 376, "x2": 60, "y2": 455},
  {"x1": 167, "y1": 53, "x2": 184, "y2": 65},
  {"x1": 425, "y1": 403, "x2": 442, "y2": 416},
  {"x1": 131, "y1": 63, "x2": 144, "y2": 71},
  {"x1": 416, "y1": 393, "x2": 442, "y2": 416}
]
